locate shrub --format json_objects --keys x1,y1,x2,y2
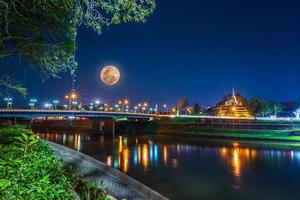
[
  {"x1": 0, "y1": 126, "x2": 109, "y2": 200},
  {"x1": 0, "y1": 125, "x2": 30, "y2": 144},
  {"x1": 0, "y1": 127, "x2": 74, "y2": 199}
]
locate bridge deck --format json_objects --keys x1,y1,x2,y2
[{"x1": 0, "y1": 109, "x2": 156, "y2": 119}]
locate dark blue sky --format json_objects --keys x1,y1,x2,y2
[{"x1": 22, "y1": 0, "x2": 300, "y2": 107}]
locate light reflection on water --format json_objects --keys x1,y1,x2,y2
[{"x1": 38, "y1": 132, "x2": 300, "y2": 200}]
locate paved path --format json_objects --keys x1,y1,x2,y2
[{"x1": 47, "y1": 141, "x2": 168, "y2": 200}]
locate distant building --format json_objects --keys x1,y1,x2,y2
[
  {"x1": 215, "y1": 89, "x2": 252, "y2": 118},
  {"x1": 176, "y1": 98, "x2": 188, "y2": 114}
]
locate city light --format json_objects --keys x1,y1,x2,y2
[
  {"x1": 29, "y1": 98, "x2": 37, "y2": 109},
  {"x1": 53, "y1": 100, "x2": 59, "y2": 110},
  {"x1": 89, "y1": 103, "x2": 94, "y2": 111},
  {"x1": 70, "y1": 92, "x2": 77, "y2": 100},
  {"x1": 124, "y1": 99, "x2": 129, "y2": 105},
  {"x1": 44, "y1": 103, "x2": 52, "y2": 109},
  {"x1": 4, "y1": 97, "x2": 13, "y2": 109}
]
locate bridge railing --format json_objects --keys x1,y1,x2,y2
[{"x1": 0, "y1": 109, "x2": 157, "y2": 117}]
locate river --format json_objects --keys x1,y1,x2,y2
[{"x1": 38, "y1": 132, "x2": 300, "y2": 200}]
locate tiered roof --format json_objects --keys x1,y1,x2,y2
[{"x1": 216, "y1": 89, "x2": 252, "y2": 118}]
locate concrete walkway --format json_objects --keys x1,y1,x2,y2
[{"x1": 47, "y1": 141, "x2": 168, "y2": 200}]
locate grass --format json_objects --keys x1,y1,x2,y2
[
  {"x1": 158, "y1": 127, "x2": 300, "y2": 142},
  {"x1": 143, "y1": 119, "x2": 300, "y2": 142},
  {"x1": 0, "y1": 126, "x2": 109, "y2": 200}
]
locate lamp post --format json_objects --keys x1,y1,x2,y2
[
  {"x1": 72, "y1": 101, "x2": 78, "y2": 110},
  {"x1": 4, "y1": 97, "x2": 13, "y2": 109},
  {"x1": 89, "y1": 103, "x2": 94, "y2": 111},
  {"x1": 44, "y1": 103, "x2": 52, "y2": 110},
  {"x1": 53, "y1": 100, "x2": 59, "y2": 110},
  {"x1": 143, "y1": 102, "x2": 148, "y2": 113},
  {"x1": 124, "y1": 99, "x2": 129, "y2": 112},
  {"x1": 95, "y1": 100, "x2": 100, "y2": 111},
  {"x1": 138, "y1": 103, "x2": 142, "y2": 113},
  {"x1": 29, "y1": 99, "x2": 37, "y2": 110},
  {"x1": 118, "y1": 99, "x2": 129, "y2": 112},
  {"x1": 65, "y1": 90, "x2": 78, "y2": 110},
  {"x1": 163, "y1": 104, "x2": 168, "y2": 114}
]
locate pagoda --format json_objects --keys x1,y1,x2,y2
[{"x1": 216, "y1": 89, "x2": 252, "y2": 118}]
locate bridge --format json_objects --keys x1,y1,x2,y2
[
  {"x1": 0, "y1": 109, "x2": 156, "y2": 120},
  {"x1": 0, "y1": 109, "x2": 158, "y2": 135}
]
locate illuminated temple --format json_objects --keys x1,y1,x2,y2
[{"x1": 216, "y1": 90, "x2": 252, "y2": 118}]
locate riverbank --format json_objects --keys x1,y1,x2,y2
[
  {"x1": 140, "y1": 119, "x2": 300, "y2": 142},
  {"x1": 0, "y1": 126, "x2": 108, "y2": 200},
  {"x1": 48, "y1": 141, "x2": 169, "y2": 200}
]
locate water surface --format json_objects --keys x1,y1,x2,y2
[{"x1": 38, "y1": 132, "x2": 300, "y2": 200}]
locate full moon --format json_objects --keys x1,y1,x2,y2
[{"x1": 100, "y1": 65, "x2": 120, "y2": 85}]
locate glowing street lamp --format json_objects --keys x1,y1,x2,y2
[
  {"x1": 95, "y1": 100, "x2": 100, "y2": 110},
  {"x1": 63, "y1": 104, "x2": 68, "y2": 110},
  {"x1": 29, "y1": 98, "x2": 37, "y2": 109},
  {"x1": 4, "y1": 97, "x2": 13, "y2": 109},
  {"x1": 142, "y1": 102, "x2": 148, "y2": 113},
  {"x1": 53, "y1": 100, "x2": 59, "y2": 110},
  {"x1": 64, "y1": 90, "x2": 78, "y2": 110},
  {"x1": 124, "y1": 99, "x2": 129, "y2": 105},
  {"x1": 44, "y1": 103, "x2": 52, "y2": 110},
  {"x1": 172, "y1": 108, "x2": 176, "y2": 113},
  {"x1": 70, "y1": 92, "x2": 77, "y2": 100},
  {"x1": 89, "y1": 103, "x2": 94, "y2": 111}
]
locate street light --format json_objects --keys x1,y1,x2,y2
[
  {"x1": 4, "y1": 97, "x2": 13, "y2": 109},
  {"x1": 53, "y1": 100, "x2": 59, "y2": 110},
  {"x1": 95, "y1": 100, "x2": 100, "y2": 110},
  {"x1": 124, "y1": 99, "x2": 129, "y2": 105},
  {"x1": 44, "y1": 103, "x2": 52, "y2": 110},
  {"x1": 70, "y1": 92, "x2": 77, "y2": 100},
  {"x1": 89, "y1": 103, "x2": 94, "y2": 111},
  {"x1": 29, "y1": 98, "x2": 37, "y2": 109},
  {"x1": 143, "y1": 102, "x2": 148, "y2": 113}
]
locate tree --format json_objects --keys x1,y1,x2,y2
[
  {"x1": 273, "y1": 103, "x2": 283, "y2": 117},
  {"x1": 0, "y1": 0, "x2": 155, "y2": 94},
  {"x1": 249, "y1": 98, "x2": 261, "y2": 116},
  {"x1": 259, "y1": 100, "x2": 273, "y2": 117}
]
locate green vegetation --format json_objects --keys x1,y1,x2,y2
[
  {"x1": 144, "y1": 119, "x2": 300, "y2": 142},
  {"x1": 0, "y1": 126, "x2": 109, "y2": 200},
  {"x1": 249, "y1": 98, "x2": 284, "y2": 117}
]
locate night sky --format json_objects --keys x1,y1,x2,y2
[{"x1": 15, "y1": 0, "x2": 300, "y2": 107}]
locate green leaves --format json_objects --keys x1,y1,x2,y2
[
  {"x1": 14, "y1": 132, "x2": 38, "y2": 154},
  {"x1": 0, "y1": 128, "x2": 74, "y2": 199},
  {"x1": 0, "y1": 125, "x2": 29, "y2": 144},
  {"x1": 0, "y1": 126, "x2": 108, "y2": 199},
  {"x1": 1, "y1": 0, "x2": 155, "y2": 94}
]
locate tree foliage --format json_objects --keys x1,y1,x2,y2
[
  {"x1": 249, "y1": 98, "x2": 284, "y2": 117},
  {"x1": 0, "y1": 0, "x2": 155, "y2": 93}
]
